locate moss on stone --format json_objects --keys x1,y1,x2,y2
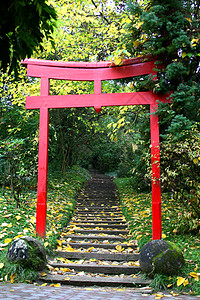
[{"x1": 140, "y1": 240, "x2": 185, "y2": 275}]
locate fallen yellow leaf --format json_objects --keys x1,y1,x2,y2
[
  {"x1": 41, "y1": 283, "x2": 47, "y2": 286},
  {"x1": 16, "y1": 216, "x2": 21, "y2": 221},
  {"x1": 40, "y1": 272, "x2": 47, "y2": 277},
  {"x1": 50, "y1": 283, "x2": 61, "y2": 287},
  {"x1": 177, "y1": 276, "x2": 186, "y2": 286},
  {"x1": 162, "y1": 233, "x2": 166, "y2": 239},
  {"x1": 4, "y1": 238, "x2": 12, "y2": 244},
  {"x1": 60, "y1": 268, "x2": 73, "y2": 273},
  {"x1": 0, "y1": 263, "x2": 4, "y2": 269},
  {"x1": 10, "y1": 273, "x2": 16, "y2": 284},
  {"x1": 115, "y1": 245, "x2": 124, "y2": 252},
  {"x1": 183, "y1": 279, "x2": 189, "y2": 286},
  {"x1": 87, "y1": 247, "x2": 94, "y2": 252},
  {"x1": 154, "y1": 293, "x2": 163, "y2": 299},
  {"x1": 56, "y1": 240, "x2": 62, "y2": 247},
  {"x1": 65, "y1": 277, "x2": 70, "y2": 281},
  {"x1": 190, "y1": 272, "x2": 199, "y2": 281}
]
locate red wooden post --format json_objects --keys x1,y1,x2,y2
[
  {"x1": 36, "y1": 78, "x2": 49, "y2": 238},
  {"x1": 150, "y1": 100, "x2": 162, "y2": 240}
]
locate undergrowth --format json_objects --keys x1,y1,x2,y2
[
  {"x1": 0, "y1": 165, "x2": 90, "y2": 283},
  {"x1": 115, "y1": 177, "x2": 200, "y2": 296}
]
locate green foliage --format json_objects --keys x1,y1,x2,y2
[
  {"x1": 116, "y1": 0, "x2": 200, "y2": 223},
  {"x1": 0, "y1": 0, "x2": 57, "y2": 74}
]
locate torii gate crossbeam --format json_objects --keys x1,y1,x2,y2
[{"x1": 22, "y1": 57, "x2": 170, "y2": 240}]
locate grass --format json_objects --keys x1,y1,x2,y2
[
  {"x1": 0, "y1": 165, "x2": 90, "y2": 284},
  {"x1": 115, "y1": 177, "x2": 200, "y2": 296}
]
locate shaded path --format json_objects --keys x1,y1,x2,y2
[{"x1": 40, "y1": 172, "x2": 150, "y2": 288}]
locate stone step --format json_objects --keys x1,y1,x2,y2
[
  {"x1": 62, "y1": 242, "x2": 137, "y2": 249},
  {"x1": 74, "y1": 212, "x2": 123, "y2": 216},
  {"x1": 39, "y1": 273, "x2": 151, "y2": 287},
  {"x1": 71, "y1": 219, "x2": 127, "y2": 225},
  {"x1": 69, "y1": 229, "x2": 128, "y2": 235},
  {"x1": 72, "y1": 217, "x2": 126, "y2": 222},
  {"x1": 76, "y1": 203, "x2": 120, "y2": 206},
  {"x1": 75, "y1": 208, "x2": 122, "y2": 212},
  {"x1": 68, "y1": 223, "x2": 128, "y2": 229},
  {"x1": 49, "y1": 262, "x2": 140, "y2": 275},
  {"x1": 63, "y1": 234, "x2": 126, "y2": 242},
  {"x1": 56, "y1": 251, "x2": 139, "y2": 261}
]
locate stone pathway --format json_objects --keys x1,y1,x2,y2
[
  {"x1": 0, "y1": 283, "x2": 199, "y2": 300},
  {"x1": 39, "y1": 173, "x2": 151, "y2": 289}
]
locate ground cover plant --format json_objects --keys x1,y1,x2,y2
[
  {"x1": 0, "y1": 165, "x2": 89, "y2": 283},
  {"x1": 115, "y1": 177, "x2": 200, "y2": 296}
]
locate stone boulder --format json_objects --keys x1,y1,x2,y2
[
  {"x1": 7, "y1": 236, "x2": 46, "y2": 270},
  {"x1": 139, "y1": 240, "x2": 184, "y2": 275}
]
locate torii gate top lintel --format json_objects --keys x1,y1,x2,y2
[
  {"x1": 22, "y1": 57, "x2": 169, "y2": 240},
  {"x1": 22, "y1": 56, "x2": 154, "y2": 69}
]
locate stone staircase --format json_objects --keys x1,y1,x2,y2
[{"x1": 40, "y1": 173, "x2": 151, "y2": 290}]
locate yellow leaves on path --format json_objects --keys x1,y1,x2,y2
[
  {"x1": 154, "y1": 293, "x2": 163, "y2": 299},
  {"x1": 62, "y1": 244, "x2": 75, "y2": 252},
  {"x1": 16, "y1": 216, "x2": 21, "y2": 221},
  {"x1": 86, "y1": 247, "x2": 94, "y2": 253},
  {"x1": 50, "y1": 283, "x2": 61, "y2": 287},
  {"x1": 56, "y1": 240, "x2": 64, "y2": 247},
  {"x1": 115, "y1": 245, "x2": 124, "y2": 252},
  {"x1": 41, "y1": 283, "x2": 48, "y2": 286},
  {"x1": 40, "y1": 272, "x2": 47, "y2": 277},
  {"x1": 65, "y1": 277, "x2": 70, "y2": 281},
  {"x1": 60, "y1": 268, "x2": 73, "y2": 273}
]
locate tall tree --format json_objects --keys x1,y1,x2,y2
[
  {"x1": 117, "y1": 0, "x2": 200, "y2": 225},
  {"x1": 0, "y1": 0, "x2": 57, "y2": 74}
]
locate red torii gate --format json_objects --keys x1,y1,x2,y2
[{"x1": 22, "y1": 57, "x2": 170, "y2": 240}]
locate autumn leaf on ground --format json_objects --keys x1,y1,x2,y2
[
  {"x1": 50, "y1": 283, "x2": 61, "y2": 287},
  {"x1": 190, "y1": 272, "x2": 199, "y2": 281},
  {"x1": 4, "y1": 238, "x2": 12, "y2": 244},
  {"x1": 115, "y1": 245, "x2": 124, "y2": 252},
  {"x1": 60, "y1": 268, "x2": 73, "y2": 273},
  {"x1": 56, "y1": 240, "x2": 63, "y2": 247},
  {"x1": 154, "y1": 293, "x2": 163, "y2": 299},
  {"x1": 10, "y1": 273, "x2": 16, "y2": 284},
  {"x1": 40, "y1": 272, "x2": 47, "y2": 277},
  {"x1": 177, "y1": 276, "x2": 187, "y2": 286},
  {"x1": 41, "y1": 283, "x2": 48, "y2": 286},
  {"x1": 0, "y1": 263, "x2": 4, "y2": 269},
  {"x1": 65, "y1": 277, "x2": 70, "y2": 281},
  {"x1": 86, "y1": 247, "x2": 94, "y2": 252}
]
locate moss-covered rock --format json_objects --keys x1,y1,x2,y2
[
  {"x1": 7, "y1": 236, "x2": 46, "y2": 271},
  {"x1": 139, "y1": 240, "x2": 184, "y2": 275}
]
